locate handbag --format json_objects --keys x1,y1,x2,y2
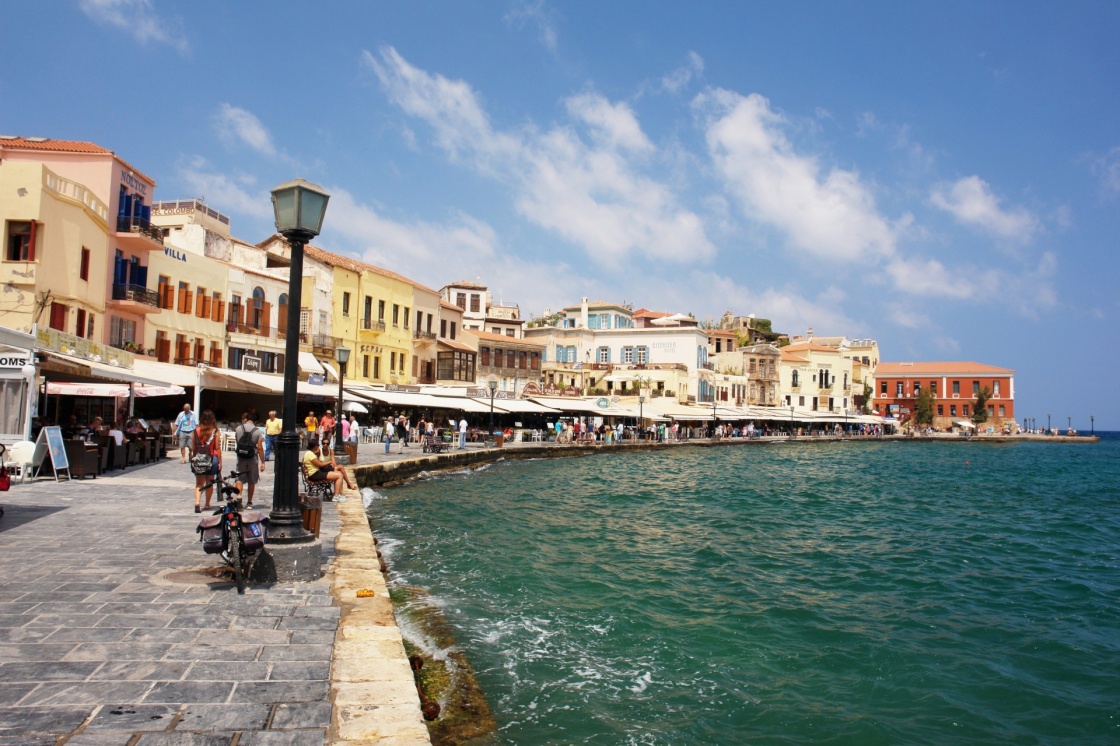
[
  {"x1": 189, "y1": 431, "x2": 215, "y2": 475},
  {"x1": 0, "y1": 444, "x2": 9, "y2": 491}
]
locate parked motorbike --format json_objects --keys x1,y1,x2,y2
[{"x1": 196, "y1": 470, "x2": 269, "y2": 594}]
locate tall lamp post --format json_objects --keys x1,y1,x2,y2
[
  {"x1": 711, "y1": 383, "x2": 718, "y2": 439},
  {"x1": 487, "y1": 377, "x2": 498, "y2": 440},
  {"x1": 269, "y1": 178, "x2": 329, "y2": 547},
  {"x1": 638, "y1": 394, "x2": 645, "y2": 442},
  {"x1": 1067, "y1": 415, "x2": 1071, "y2": 433},
  {"x1": 790, "y1": 405, "x2": 795, "y2": 440},
  {"x1": 1090, "y1": 414, "x2": 1094, "y2": 436},
  {"x1": 1047, "y1": 413, "x2": 1051, "y2": 435},
  {"x1": 335, "y1": 345, "x2": 350, "y2": 454}
]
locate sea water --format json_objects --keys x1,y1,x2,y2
[{"x1": 368, "y1": 435, "x2": 1120, "y2": 744}]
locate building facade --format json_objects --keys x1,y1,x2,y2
[{"x1": 874, "y1": 361, "x2": 1016, "y2": 430}]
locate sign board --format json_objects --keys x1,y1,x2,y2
[
  {"x1": 32, "y1": 426, "x2": 71, "y2": 481},
  {"x1": 307, "y1": 373, "x2": 324, "y2": 386},
  {"x1": 242, "y1": 355, "x2": 262, "y2": 372}
]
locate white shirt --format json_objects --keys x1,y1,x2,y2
[{"x1": 458, "y1": 419, "x2": 467, "y2": 433}]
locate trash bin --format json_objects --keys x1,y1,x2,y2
[
  {"x1": 301, "y1": 495, "x2": 322, "y2": 539},
  {"x1": 495, "y1": 435, "x2": 504, "y2": 448},
  {"x1": 344, "y1": 442, "x2": 358, "y2": 464}
]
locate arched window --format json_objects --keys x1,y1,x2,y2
[
  {"x1": 791, "y1": 370, "x2": 799, "y2": 387},
  {"x1": 277, "y1": 293, "x2": 288, "y2": 339},
  {"x1": 251, "y1": 287, "x2": 265, "y2": 329}
]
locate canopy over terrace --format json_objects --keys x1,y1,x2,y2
[
  {"x1": 528, "y1": 396, "x2": 667, "y2": 421},
  {"x1": 346, "y1": 387, "x2": 494, "y2": 415},
  {"x1": 45, "y1": 382, "x2": 185, "y2": 398}
]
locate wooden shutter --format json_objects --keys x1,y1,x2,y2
[{"x1": 261, "y1": 302, "x2": 271, "y2": 334}]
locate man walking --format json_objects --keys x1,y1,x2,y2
[
  {"x1": 458, "y1": 416, "x2": 467, "y2": 449},
  {"x1": 234, "y1": 412, "x2": 265, "y2": 508},
  {"x1": 172, "y1": 403, "x2": 198, "y2": 464},
  {"x1": 263, "y1": 410, "x2": 282, "y2": 462}
]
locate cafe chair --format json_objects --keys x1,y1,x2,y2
[{"x1": 6, "y1": 441, "x2": 35, "y2": 483}]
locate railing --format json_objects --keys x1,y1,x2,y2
[
  {"x1": 226, "y1": 322, "x2": 286, "y2": 340},
  {"x1": 312, "y1": 333, "x2": 340, "y2": 351},
  {"x1": 115, "y1": 216, "x2": 165, "y2": 245},
  {"x1": 413, "y1": 329, "x2": 437, "y2": 341},
  {"x1": 111, "y1": 283, "x2": 159, "y2": 307},
  {"x1": 360, "y1": 318, "x2": 386, "y2": 333}
]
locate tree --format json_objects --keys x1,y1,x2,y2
[
  {"x1": 914, "y1": 387, "x2": 935, "y2": 427},
  {"x1": 971, "y1": 386, "x2": 992, "y2": 425},
  {"x1": 860, "y1": 382, "x2": 873, "y2": 414}
]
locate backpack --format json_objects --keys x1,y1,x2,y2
[{"x1": 235, "y1": 425, "x2": 258, "y2": 459}]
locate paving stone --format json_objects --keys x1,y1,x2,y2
[
  {"x1": 143, "y1": 681, "x2": 235, "y2": 705},
  {"x1": 238, "y1": 730, "x2": 326, "y2": 745},
  {"x1": 0, "y1": 705, "x2": 92, "y2": 736},
  {"x1": 84, "y1": 703, "x2": 181, "y2": 731},
  {"x1": 134, "y1": 734, "x2": 235, "y2": 745},
  {"x1": 268, "y1": 700, "x2": 331, "y2": 730},
  {"x1": 90, "y1": 661, "x2": 191, "y2": 681},
  {"x1": 64, "y1": 643, "x2": 173, "y2": 661},
  {"x1": 257, "y1": 644, "x2": 332, "y2": 661},
  {"x1": 163, "y1": 644, "x2": 262, "y2": 662},
  {"x1": 0, "y1": 660, "x2": 101, "y2": 681},
  {"x1": 19, "y1": 681, "x2": 154, "y2": 707},
  {"x1": 174, "y1": 702, "x2": 270, "y2": 731},
  {"x1": 0, "y1": 683, "x2": 36, "y2": 706},
  {"x1": 44, "y1": 627, "x2": 133, "y2": 643},
  {"x1": 267, "y1": 660, "x2": 330, "y2": 681},
  {"x1": 229, "y1": 680, "x2": 329, "y2": 704},
  {"x1": 184, "y1": 661, "x2": 269, "y2": 682},
  {"x1": 0, "y1": 642, "x2": 78, "y2": 661},
  {"x1": 288, "y1": 630, "x2": 334, "y2": 645},
  {"x1": 124, "y1": 628, "x2": 199, "y2": 644}
]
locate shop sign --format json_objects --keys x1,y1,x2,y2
[
  {"x1": 242, "y1": 355, "x2": 262, "y2": 372},
  {"x1": 386, "y1": 383, "x2": 421, "y2": 392}
]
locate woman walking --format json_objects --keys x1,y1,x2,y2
[{"x1": 191, "y1": 410, "x2": 222, "y2": 513}]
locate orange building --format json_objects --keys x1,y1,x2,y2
[{"x1": 874, "y1": 361, "x2": 1015, "y2": 431}]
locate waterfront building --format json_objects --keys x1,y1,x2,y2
[
  {"x1": 718, "y1": 311, "x2": 786, "y2": 345},
  {"x1": 436, "y1": 300, "x2": 476, "y2": 384},
  {"x1": 466, "y1": 329, "x2": 544, "y2": 396},
  {"x1": 525, "y1": 299, "x2": 709, "y2": 402},
  {"x1": 779, "y1": 341, "x2": 855, "y2": 414},
  {"x1": 710, "y1": 343, "x2": 781, "y2": 406},
  {"x1": 441, "y1": 280, "x2": 525, "y2": 338},
  {"x1": 0, "y1": 137, "x2": 163, "y2": 351},
  {"x1": 874, "y1": 361, "x2": 1016, "y2": 430}
]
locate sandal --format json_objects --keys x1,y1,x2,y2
[{"x1": 194, "y1": 505, "x2": 201, "y2": 513}]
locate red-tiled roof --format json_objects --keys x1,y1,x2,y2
[
  {"x1": 0, "y1": 136, "x2": 155, "y2": 185},
  {"x1": 463, "y1": 329, "x2": 545, "y2": 348},
  {"x1": 876, "y1": 361, "x2": 1015, "y2": 376}
]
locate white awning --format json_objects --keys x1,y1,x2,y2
[
  {"x1": 40, "y1": 351, "x2": 167, "y2": 386},
  {"x1": 45, "y1": 382, "x2": 185, "y2": 398},
  {"x1": 202, "y1": 368, "x2": 331, "y2": 398},
  {"x1": 954, "y1": 420, "x2": 976, "y2": 429},
  {"x1": 320, "y1": 360, "x2": 339, "y2": 382},
  {"x1": 130, "y1": 358, "x2": 204, "y2": 388},
  {"x1": 490, "y1": 398, "x2": 561, "y2": 414},
  {"x1": 298, "y1": 351, "x2": 324, "y2": 375}
]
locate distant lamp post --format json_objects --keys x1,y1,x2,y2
[
  {"x1": 487, "y1": 377, "x2": 498, "y2": 438},
  {"x1": 790, "y1": 405, "x2": 795, "y2": 440},
  {"x1": 335, "y1": 345, "x2": 350, "y2": 452},
  {"x1": 640, "y1": 392, "x2": 649, "y2": 439},
  {"x1": 1047, "y1": 413, "x2": 1051, "y2": 434},
  {"x1": 1090, "y1": 415, "x2": 1094, "y2": 436},
  {"x1": 1067, "y1": 415, "x2": 1071, "y2": 433},
  {"x1": 270, "y1": 178, "x2": 329, "y2": 545}
]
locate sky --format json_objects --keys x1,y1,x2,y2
[{"x1": 3, "y1": 1, "x2": 1118, "y2": 429}]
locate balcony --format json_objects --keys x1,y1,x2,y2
[
  {"x1": 413, "y1": 329, "x2": 437, "y2": 345},
  {"x1": 109, "y1": 284, "x2": 160, "y2": 314},
  {"x1": 311, "y1": 333, "x2": 341, "y2": 354},
  {"x1": 360, "y1": 318, "x2": 386, "y2": 335},
  {"x1": 114, "y1": 215, "x2": 165, "y2": 250},
  {"x1": 227, "y1": 321, "x2": 286, "y2": 342}
]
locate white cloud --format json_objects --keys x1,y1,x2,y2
[
  {"x1": 930, "y1": 176, "x2": 1038, "y2": 240},
  {"x1": 214, "y1": 104, "x2": 276, "y2": 157},
  {"x1": 885, "y1": 257, "x2": 974, "y2": 299},
  {"x1": 177, "y1": 157, "x2": 272, "y2": 219},
  {"x1": 503, "y1": 0, "x2": 559, "y2": 53},
  {"x1": 661, "y1": 52, "x2": 704, "y2": 94},
  {"x1": 79, "y1": 0, "x2": 189, "y2": 54},
  {"x1": 1090, "y1": 146, "x2": 1120, "y2": 196},
  {"x1": 697, "y1": 89, "x2": 898, "y2": 263},
  {"x1": 363, "y1": 46, "x2": 713, "y2": 266}
]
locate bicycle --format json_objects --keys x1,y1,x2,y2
[{"x1": 195, "y1": 470, "x2": 269, "y2": 594}]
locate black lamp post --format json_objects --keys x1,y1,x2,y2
[
  {"x1": 638, "y1": 394, "x2": 645, "y2": 442},
  {"x1": 1090, "y1": 415, "x2": 1094, "y2": 436},
  {"x1": 790, "y1": 405, "x2": 795, "y2": 440},
  {"x1": 487, "y1": 378, "x2": 498, "y2": 440},
  {"x1": 1067, "y1": 415, "x2": 1071, "y2": 433},
  {"x1": 269, "y1": 178, "x2": 329, "y2": 543},
  {"x1": 335, "y1": 345, "x2": 350, "y2": 453},
  {"x1": 1047, "y1": 413, "x2": 1051, "y2": 435}
]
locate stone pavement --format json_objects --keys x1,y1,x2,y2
[{"x1": 0, "y1": 450, "x2": 349, "y2": 745}]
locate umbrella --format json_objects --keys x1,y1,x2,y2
[{"x1": 342, "y1": 401, "x2": 369, "y2": 413}]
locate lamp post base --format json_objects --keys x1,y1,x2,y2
[
  {"x1": 269, "y1": 431, "x2": 314, "y2": 544},
  {"x1": 252, "y1": 540, "x2": 322, "y2": 583}
]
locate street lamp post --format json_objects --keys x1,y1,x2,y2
[
  {"x1": 790, "y1": 405, "x2": 795, "y2": 440},
  {"x1": 638, "y1": 395, "x2": 645, "y2": 442},
  {"x1": 335, "y1": 345, "x2": 350, "y2": 455},
  {"x1": 1067, "y1": 415, "x2": 1071, "y2": 433},
  {"x1": 269, "y1": 178, "x2": 329, "y2": 548},
  {"x1": 487, "y1": 378, "x2": 498, "y2": 440},
  {"x1": 1090, "y1": 415, "x2": 1094, "y2": 436},
  {"x1": 1047, "y1": 413, "x2": 1051, "y2": 435}
]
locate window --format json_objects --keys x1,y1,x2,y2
[
  {"x1": 597, "y1": 346, "x2": 610, "y2": 363},
  {"x1": 792, "y1": 370, "x2": 800, "y2": 387},
  {"x1": 930, "y1": 381, "x2": 938, "y2": 395},
  {"x1": 999, "y1": 405, "x2": 1005, "y2": 417},
  {"x1": 416, "y1": 310, "x2": 423, "y2": 331},
  {"x1": 993, "y1": 381, "x2": 1000, "y2": 396},
  {"x1": 362, "y1": 355, "x2": 370, "y2": 378},
  {"x1": 342, "y1": 292, "x2": 351, "y2": 316},
  {"x1": 913, "y1": 382, "x2": 921, "y2": 395},
  {"x1": 622, "y1": 346, "x2": 634, "y2": 364},
  {"x1": 481, "y1": 347, "x2": 491, "y2": 366},
  {"x1": 399, "y1": 354, "x2": 405, "y2": 374},
  {"x1": 973, "y1": 380, "x2": 980, "y2": 395},
  {"x1": 87, "y1": 314, "x2": 95, "y2": 339},
  {"x1": 506, "y1": 350, "x2": 515, "y2": 368},
  {"x1": 178, "y1": 281, "x2": 193, "y2": 314},
  {"x1": 896, "y1": 382, "x2": 904, "y2": 396},
  {"x1": 109, "y1": 316, "x2": 136, "y2": 348},
  {"x1": 455, "y1": 292, "x2": 466, "y2": 310},
  {"x1": 49, "y1": 302, "x2": 67, "y2": 331},
  {"x1": 880, "y1": 381, "x2": 887, "y2": 395},
  {"x1": 79, "y1": 247, "x2": 90, "y2": 281},
  {"x1": 519, "y1": 351, "x2": 527, "y2": 369},
  {"x1": 378, "y1": 300, "x2": 386, "y2": 322},
  {"x1": 392, "y1": 304, "x2": 400, "y2": 326},
  {"x1": 440, "y1": 319, "x2": 447, "y2": 337},
  {"x1": 403, "y1": 307, "x2": 410, "y2": 329},
  {"x1": 637, "y1": 346, "x2": 648, "y2": 364},
  {"x1": 373, "y1": 356, "x2": 380, "y2": 379},
  {"x1": 426, "y1": 313, "x2": 433, "y2": 334},
  {"x1": 6, "y1": 221, "x2": 37, "y2": 261},
  {"x1": 950, "y1": 405, "x2": 957, "y2": 416},
  {"x1": 953, "y1": 381, "x2": 960, "y2": 396},
  {"x1": 230, "y1": 294, "x2": 242, "y2": 327},
  {"x1": 390, "y1": 352, "x2": 396, "y2": 371},
  {"x1": 963, "y1": 404, "x2": 970, "y2": 415},
  {"x1": 937, "y1": 405, "x2": 944, "y2": 415},
  {"x1": 75, "y1": 309, "x2": 86, "y2": 338},
  {"x1": 450, "y1": 322, "x2": 456, "y2": 339},
  {"x1": 470, "y1": 295, "x2": 480, "y2": 313}
]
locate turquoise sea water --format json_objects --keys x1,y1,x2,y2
[{"x1": 368, "y1": 435, "x2": 1120, "y2": 745}]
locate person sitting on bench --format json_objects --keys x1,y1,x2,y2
[{"x1": 303, "y1": 436, "x2": 345, "y2": 498}]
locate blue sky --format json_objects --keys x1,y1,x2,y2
[{"x1": 4, "y1": 1, "x2": 1118, "y2": 428}]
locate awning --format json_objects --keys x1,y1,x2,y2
[
  {"x1": 320, "y1": 360, "x2": 339, "y2": 382},
  {"x1": 202, "y1": 368, "x2": 332, "y2": 398},
  {"x1": 954, "y1": 420, "x2": 976, "y2": 429},
  {"x1": 130, "y1": 358, "x2": 203, "y2": 388},
  {"x1": 40, "y1": 350, "x2": 168, "y2": 386},
  {"x1": 298, "y1": 351, "x2": 324, "y2": 375},
  {"x1": 45, "y1": 382, "x2": 185, "y2": 398},
  {"x1": 643, "y1": 402, "x2": 714, "y2": 421},
  {"x1": 489, "y1": 398, "x2": 561, "y2": 414},
  {"x1": 357, "y1": 389, "x2": 494, "y2": 414}
]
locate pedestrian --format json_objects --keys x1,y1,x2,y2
[
  {"x1": 303, "y1": 437, "x2": 345, "y2": 499},
  {"x1": 340, "y1": 413, "x2": 350, "y2": 445},
  {"x1": 396, "y1": 415, "x2": 408, "y2": 454},
  {"x1": 348, "y1": 415, "x2": 359, "y2": 444},
  {"x1": 264, "y1": 410, "x2": 282, "y2": 462},
  {"x1": 304, "y1": 410, "x2": 318, "y2": 436},
  {"x1": 173, "y1": 403, "x2": 198, "y2": 464},
  {"x1": 191, "y1": 410, "x2": 221, "y2": 513},
  {"x1": 319, "y1": 410, "x2": 335, "y2": 450},
  {"x1": 384, "y1": 415, "x2": 394, "y2": 454},
  {"x1": 458, "y1": 416, "x2": 467, "y2": 449},
  {"x1": 233, "y1": 411, "x2": 265, "y2": 508}
]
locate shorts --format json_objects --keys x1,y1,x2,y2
[
  {"x1": 179, "y1": 431, "x2": 194, "y2": 448},
  {"x1": 236, "y1": 457, "x2": 260, "y2": 485},
  {"x1": 308, "y1": 467, "x2": 333, "y2": 482}
]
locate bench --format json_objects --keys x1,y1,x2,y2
[
  {"x1": 421, "y1": 435, "x2": 450, "y2": 454},
  {"x1": 300, "y1": 463, "x2": 335, "y2": 502}
]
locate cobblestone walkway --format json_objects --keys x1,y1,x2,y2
[{"x1": 0, "y1": 455, "x2": 342, "y2": 745}]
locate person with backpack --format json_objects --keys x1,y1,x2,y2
[
  {"x1": 234, "y1": 412, "x2": 265, "y2": 508},
  {"x1": 191, "y1": 410, "x2": 221, "y2": 513}
]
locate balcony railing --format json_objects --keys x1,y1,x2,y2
[
  {"x1": 227, "y1": 322, "x2": 286, "y2": 340},
  {"x1": 310, "y1": 333, "x2": 341, "y2": 352},
  {"x1": 413, "y1": 329, "x2": 437, "y2": 341},
  {"x1": 360, "y1": 318, "x2": 386, "y2": 333},
  {"x1": 115, "y1": 216, "x2": 165, "y2": 245},
  {"x1": 111, "y1": 283, "x2": 159, "y2": 307}
]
